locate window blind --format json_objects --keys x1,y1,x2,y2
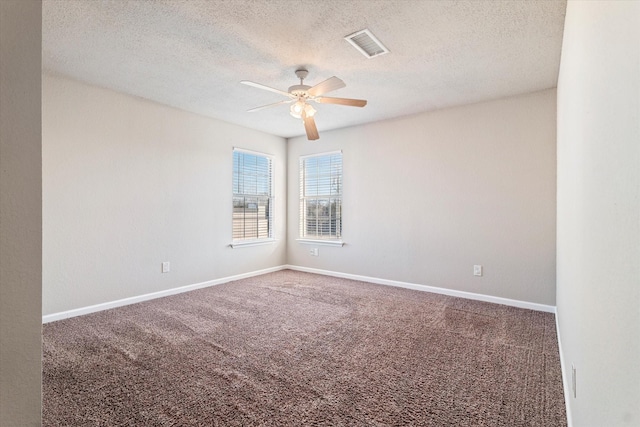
[
  {"x1": 299, "y1": 152, "x2": 342, "y2": 240},
  {"x1": 233, "y1": 149, "x2": 273, "y2": 241}
]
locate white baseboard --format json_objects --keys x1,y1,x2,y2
[
  {"x1": 284, "y1": 265, "x2": 556, "y2": 313},
  {"x1": 42, "y1": 265, "x2": 288, "y2": 323},
  {"x1": 555, "y1": 312, "x2": 573, "y2": 427},
  {"x1": 43, "y1": 264, "x2": 556, "y2": 323}
]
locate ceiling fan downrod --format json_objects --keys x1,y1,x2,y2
[
  {"x1": 295, "y1": 68, "x2": 308, "y2": 85},
  {"x1": 288, "y1": 69, "x2": 311, "y2": 98}
]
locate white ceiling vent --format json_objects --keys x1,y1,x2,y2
[{"x1": 344, "y1": 29, "x2": 389, "y2": 59}]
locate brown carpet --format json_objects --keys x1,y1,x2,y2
[{"x1": 43, "y1": 269, "x2": 567, "y2": 426}]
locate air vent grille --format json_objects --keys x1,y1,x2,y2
[{"x1": 344, "y1": 29, "x2": 389, "y2": 59}]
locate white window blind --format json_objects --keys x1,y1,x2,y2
[
  {"x1": 233, "y1": 149, "x2": 273, "y2": 241},
  {"x1": 300, "y1": 152, "x2": 342, "y2": 240}
]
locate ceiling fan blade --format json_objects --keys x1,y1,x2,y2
[
  {"x1": 307, "y1": 76, "x2": 346, "y2": 97},
  {"x1": 240, "y1": 80, "x2": 293, "y2": 98},
  {"x1": 316, "y1": 97, "x2": 367, "y2": 107},
  {"x1": 247, "y1": 99, "x2": 293, "y2": 112},
  {"x1": 302, "y1": 111, "x2": 319, "y2": 141}
]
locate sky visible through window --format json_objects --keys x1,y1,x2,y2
[{"x1": 233, "y1": 152, "x2": 270, "y2": 196}]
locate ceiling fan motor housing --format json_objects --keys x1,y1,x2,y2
[{"x1": 288, "y1": 84, "x2": 311, "y2": 97}]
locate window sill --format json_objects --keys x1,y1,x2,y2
[
  {"x1": 296, "y1": 239, "x2": 345, "y2": 247},
  {"x1": 229, "y1": 239, "x2": 276, "y2": 249}
]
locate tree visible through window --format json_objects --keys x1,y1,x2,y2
[
  {"x1": 300, "y1": 152, "x2": 342, "y2": 240},
  {"x1": 233, "y1": 149, "x2": 273, "y2": 241}
]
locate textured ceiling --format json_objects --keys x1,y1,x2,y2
[{"x1": 42, "y1": 0, "x2": 567, "y2": 139}]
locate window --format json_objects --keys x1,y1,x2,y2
[
  {"x1": 232, "y1": 149, "x2": 273, "y2": 242},
  {"x1": 299, "y1": 152, "x2": 342, "y2": 241}
]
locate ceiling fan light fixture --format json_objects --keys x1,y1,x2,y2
[
  {"x1": 290, "y1": 100, "x2": 305, "y2": 118},
  {"x1": 304, "y1": 104, "x2": 316, "y2": 117}
]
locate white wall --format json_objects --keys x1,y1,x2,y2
[
  {"x1": 42, "y1": 75, "x2": 287, "y2": 316},
  {"x1": 288, "y1": 90, "x2": 557, "y2": 305},
  {"x1": 0, "y1": 1, "x2": 42, "y2": 425},
  {"x1": 557, "y1": 1, "x2": 639, "y2": 426}
]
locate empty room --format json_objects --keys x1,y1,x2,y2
[{"x1": 1, "y1": 1, "x2": 638, "y2": 426}]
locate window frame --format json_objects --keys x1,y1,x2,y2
[
  {"x1": 297, "y1": 151, "x2": 344, "y2": 247},
  {"x1": 231, "y1": 147, "x2": 275, "y2": 248}
]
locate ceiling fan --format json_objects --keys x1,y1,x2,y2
[{"x1": 241, "y1": 69, "x2": 367, "y2": 141}]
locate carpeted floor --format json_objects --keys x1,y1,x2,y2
[{"x1": 43, "y1": 270, "x2": 567, "y2": 426}]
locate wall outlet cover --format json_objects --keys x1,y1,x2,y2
[{"x1": 473, "y1": 265, "x2": 483, "y2": 276}]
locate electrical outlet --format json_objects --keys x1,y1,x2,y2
[
  {"x1": 309, "y1": 248, "x2": 319, "y2": 256},
  {"x1": 473, "y1": 265, "x2": 483, "y2": 276},
  {"x1": 571, "y1": 364, "x2": 576, "y2": 398},
  {"x1": 162, "y1": 262, "x2": 170, "y2": 273}
]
